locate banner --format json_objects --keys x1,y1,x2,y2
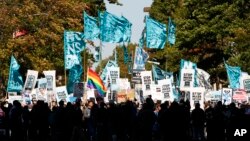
[
  {"x1": 141, "y1": 71, "x2": 152, "y2": 96},
  {"x1": 107, "y1": 67, "x2": 120, "y2": 91},
  {"x1": 73, "y1": 82, "x2": 84, "y2": 98},
  {"x1": 43, "y1": 70, "x2": 56, "y2": 102},
  {"x1": 146, "y1": 16, "x2": 167, "y2": 49},
  {"x1": 64, "y1": 31, "x2": 85, "y2": 69},
  {"x1": 7, "y1": 55, "x2": 24, "y2": 92},
  {"x1": 56, "y1": 86, "x2": 68, "y2": 103},
  {"x1": 190, "y1": 87, "x2": 205, "y2": 110},
  {"x1": 158, "y1": 79, "x2": 174, "y2": 102},
  {"x1": 133, "y1": 47, "x2": 149, "y2": 70},
  {"x1": 232, "y1": 89, "x2": 248, "y2": 104},
  {"x1": 37, "y1": 78, "x2": 48, "y2": 102},
  {"x1": 83, "y1": 11, "x2": 100, "y2": 41},
  {"x1": 180, "y1": 69, "x2": 195, "y2": 90},
  {"x1": 221, "y1": 88, "x2": 233, "y2": 105}
]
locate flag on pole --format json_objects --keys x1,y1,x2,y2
[
  {"x1": 7, "y1": 55, "x2": 23, "y2": 92},
  {"x1": 87, "y1": 68, "x2": 107, "y2": 97},
  {"x1": 180, "y1": 59, "x2": 197, "y2": 70},
  {"x1": 122, "y1": 16, "x2": 132, "y2": 42},
  {"x1": 100, "y1": 11, "x2": 132, "y2": 43},
  {"x1": 133, "y1": 47, "x2": 149, "y2": 70},
  {"x1": 83, "y1": 11, "x2": 100, "y2": 41},
  {"x1": 152, "y1": 65, "x2": 166, "y2": 82},
  {"x1": 224, "y1": 62, "x2": 241, "y2": 89},
  {"x1": 152, "y1": 65, "x2": 173, "y2": 84},
  {"x1": 196, "y1": 68, "x2": 212, "y2": 89},
  {"x1": 67, "y1": 64, "x2": 83, "y2": 94},
  {"x1": 64, "y1": 31, "x2": 85, "y2": 69},
  {"x1": 167, "y1": 17, "x2": 176, "y2": 45},
  {"x1": 146, "y1": 16, "x2": 167, "y2": 49}
]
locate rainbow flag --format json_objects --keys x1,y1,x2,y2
[{"x1": 87, "y1": 68, "x2": 107, "y2": 96}]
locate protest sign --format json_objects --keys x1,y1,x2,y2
[
  {"x1": 56, "y1": 86, "x2": 68, "y2": 103},
  {"x1": 73, "y1": 82, "x2": 84, "y2": 98},
  {"x1": 180, "y1": 69, "x2": 195, "y2": 90},
  {"x1": 190, "y1": 87, "x2": 205, "y2": 110},
  {"x1": 221, "y1": 88, "x2": 233, "y2": 105}
]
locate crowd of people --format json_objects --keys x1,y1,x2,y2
[{"x1": 0, "y1": 96, "x2": 250, "y2": 141}]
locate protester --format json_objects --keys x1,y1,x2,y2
[{"x1": 0, "y1": 97, "x2": 250, "y2": 141}]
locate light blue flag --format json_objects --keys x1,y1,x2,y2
[
  {"x1": 152, "y1": 65, "x2": 165, "y2": 82},
  {"x1": 139, "y1": 27, "x2": 145, "y2": 48},
  {"x1": 225, "y1": 63, "x2": 241, "y2": 89},
  {"x1": 121, "y1": 16, "x2": 132, "y2": 42},
  {"x1": 64, "y1": 31, "x2": 86, "y2": 69},
  {"x1": 180, "y1": 59, "x2": 197, "y2": 70},
  {"x1": 7, "y1": 55, "x2": 23, "y2": 92},
  {"x1": 152, "y1": 65, "x2": 173, "y2": 84},
  {"x1": 67, "y1": 64, "x2": 83, "y2": 94},
  {"x1": 100, "y1": 11, "x2": 132, "y2": 43},
  {"x1": 83, "y1": 12, "x2": 100, "y2": 41},
  {"x1": 146, "y1": 16, "x2": 167, "y2": 49},
  {"x1": 167, "y1": 17, "x2": 176, "y2": 45},
  {"x1": 133, "y1": 47, "x2": 149, "y2": 70}
]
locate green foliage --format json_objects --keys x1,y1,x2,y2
[
  {"x1": 0, "y1": 0, "x2": 105, "y2": 86},
  {"x1": 150, "y1": 0, "x2": 250, "y2": 84}
]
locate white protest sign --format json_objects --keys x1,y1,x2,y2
[
  {"x1": 141, "y1": 71, "x2": 152, "y2": 96},
  {"x1": 37, "y1": 78, "x2": 48, "y2": 102},
  {"x1": 233, "y1": 89, "x2": 248, "y2": 104},
  {"x1": 190, "y1": 87, "x2": 205, "y2": 110},
  {"x1": 56, "y1": 86, "x2": 68, "y2": 103},
  {"x1": 107, "y1": 67, "x2": 120, "y2": 91},
  {"x1": 180, "y1": 69, "x2": 195, "y2": 91},
  {"x1": 205, "y1": 90, "x2": 221, "y2": 103},
  {"x1": 23, "y1": 70, "x2": 38, "y2": 104},
  {"x1": 151, "y1": 84, "x2": 163, "y2": 101},
  {"x1": 158, "y1": 79, "x2": 174, "y2": 102},
  {"x1": 43, "y1": 70, "x2": 57, "y2": 102},
  {"x1": 221, "y1": 88, "x2": 233, "y2": 105}
]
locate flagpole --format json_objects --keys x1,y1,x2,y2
[{"x1": 83, "y1": 49, "x2": 86, "y2": 82}]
